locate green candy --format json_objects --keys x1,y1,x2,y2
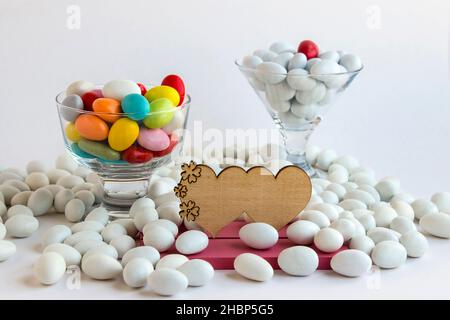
[
  {"x1": 143, "y1": 98, "x2": 175, "y2": 129},
  {"x1": 78, "y1": 139, "x2": 121, "y2": 161}
]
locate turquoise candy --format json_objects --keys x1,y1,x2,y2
[
  {"x1": 71, "y1": 143, "x2": 95, "y2": 159},
  {"x1": 122, "y1": 93, "x2": 150, "y2": 121},
  {"x1": 78, "y1": 139, "x2": 121, "y2": 161}
]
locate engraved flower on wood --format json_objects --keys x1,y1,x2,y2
[
  {"x1": 179, "y1": 200, "x2": 200, "y2": 222},
  {"x1": 180, "y1": 161, "x2": 202, "y2": 184},
  {"x1": 173, "y1": 183, "x2": 188, "y2": 198}
]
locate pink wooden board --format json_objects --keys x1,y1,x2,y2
[{"x1": 137, "y1": 221, "x2": 347, "y2": 270}]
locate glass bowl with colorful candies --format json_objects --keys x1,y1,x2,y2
[
  {"x1": 236, "y1": 40, "x2": 363, "y2": 177},
  {"x1": 56, "y1": 76, "x2": 189, "y2": 211}
]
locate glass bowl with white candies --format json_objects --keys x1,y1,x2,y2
[
  {"x1": 236, "y1": 40, "x2": 363, "y2": 176},
  {"x1": 56, "y1": 77, "x2": 190, "y2": 212}
]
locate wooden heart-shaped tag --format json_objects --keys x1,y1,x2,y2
[{"x1": 174, "y1": 161, "x2": 312, "y2": 237}]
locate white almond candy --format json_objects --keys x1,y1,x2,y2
[
  {"x1": 298, "y1": 210, "x2": 330, "y2": 228},
  {"x1": 353, "y1": 211, "x2": 376, "y2": 231},
  {"x1": 319, "y1": 191, "x2": 339, "y2": 205},
  {"x1": 55, "y1": 153, "x2": 78, "y2": 173},
  {"x1": 0, "y1": 185, "x2": 20, "y2": 205},
  {"x1": 148, "y1": 180, "x2": 173, "y2": 199},
  {"x1": 10, "y1": 191, "x2": 33, "y2": 206},
  {"x1": 41, "y1": 225, "x2": 72, "y2": 248},
  {"x1": 177, "y1": 259, "x2": 214, "y2": 287},
  {"x1": 45, "y1": 185, "x2": 64, "y2": 197},
  {"x1": 341, "y1": 182, "x2": 358, "y2": 193},
  {"x1": 234, "y1": 253, "x2": 273, "y2": 282},
  {"x1": 253, "y1": 49, "x2": 277, "y2": 62},
  {"x1": 123, "y1": 258, "x2": 154, "y2": 288},
  {"x1": 64, "y1": 199, "x2": 85, "y2": 222},
  {"x1": 64, "y1": 230, "x2": 102, "y2": 246},
  {"x1": 129, "y1": 197, "x2": 155, "y2": 217},
  {"x1": 400, "y1": 231, "x2": 428, "y2": 258},
  {"x1": 286, "y1": 220, "x2": 320, "y2": 245},
  {"x1": 367, "y1": 227, "x2": 400, "y2": 244},
  {"x1": 102, "y1": 80, "x2": 141, "y2": 101},
  {"x1": 147, "y1": 268, "x2": 188, "y2": 296},
  {"x1": 389, "y1": 201, "x2": 414, "y2": 221},
  {"x1": 290, "y1": 102, "x2": 318, "y2": 120},
  {"x1": 431, "y1": 192, "x2": 450, "y2": 214},
  {"x1": 351, "y1": 173, "x2": 376, "y2": 186},
  {"x1": 90, "y1": 184, "x2": 103, "y2": 204},
  {"x1": 122, "y1": 246, "x2": 160, "y2": 267},
  {"x1": 242, "y1": 55, "x2": 263, "y2": 69},
  {"x1": 295, "y1": 82, "x2": 326, "y2": 105},
  {"x1": 326, "y1": 183, "x2": 346, "y2": 201},
  {"x1": 110, "y1": 235, "x2": 136, "y2": 258},
  {"x1": 0, "y1": 240, "x2": 16, "y2": 261},
  {"x1": 371, "y1": 240, "x2": 407, "y2": 269},
  {"x1": 369, "y1": 201, "x2": 391, "y2": 211},
  {"x1": 358, "y1": 185, "x2": 380, "y2": 202},
  {"x1": 156, "y1": 254, "x2": 188, "y2": 270},
  {"x1": 175, "y1": 230, "x2": 209, "y2": 255},
  {"x1": 43, "y1": 243, "x2": 82, "y2": 266},
  {"x1": 66, "y1": 80, "x2": 95, "y2": 96},
  {"x1": 4, "y1": 180, "x2": 30, "y2": 192},
  {"x1": 277, "y1": 246, "x2": 318, "y2": 276},
  {"x1": 331, "y1": 249, "x2": 372, "y2": 277},
  {"x1": 111, "y1": 219, "x2": 138, "y2": 237},
  {"x1": 419, "y1": 212, "x2": 450, "y2": 238},
  {"x1": 255, "y1": 62, "x2": 287, "y2": 84},
  {"x1": 73, "y1": 166, "x2": 91, "y2": 179},
  {"x1": 75, "y1": 190, "x2": 95, "y2": 209},
  {"x1": 83, "y1": 244, "x2": 118, "y2": 261},
  {"x1": 74, "y1": 239, "x2": 103, "y2": 255},
  {"x1": 57, "y1": 175, "x2": 84, "y2": 189},
  {"x1": 46, "y1": 169, "x2": 70, "y2": 184},
  {"x1": 54, "y1": 189, "x2": 75, "y2": 213},
  {"x1": 375, "y1": 177, "x2": 400, "y2": 202},
  {"x1": 373, "y1": 207, "x2": 397, "y2": 227},
  {"x1": 85, "y1": 207, "x2": 109, "y2": 225},
  {"x1": 26, "y1": 160, "x2": 46, "y2": 174},
  {"x1": 310, "y1": 59, "x2": 341, "y2": 81},
  {"x1": 319, "y1": 50, "x2": 340, "y2": 62},
  {"x1": 143, "y1": 219, "x2": 178, "y2": 237},
  {"x1": 0, "y1": 224, "x2": 5, "y2": 240},
  {"x1": 133, "y1": 207, "x2": 159, "y2": 231},
  {"x1": 6, "y1": 205, "x2": 33, "y2": 219},
  {"x1": 315, "y1": 149, "x2": 337, "y2": 171},
  {"x1": 82, "y1": 253, "x2": 122, "y2": 280},
  {"x1": 266, "y1": 81, "x2": 296, "y2": 101},
  {"x1": 101, "y1": 223, "x2": 127, "y2": 243},
  {"x1": 339, "y1": 53, "x2": 362, "y2": 72},
  {"x1": 143, "y1": 225, "x2": 175, "y2": 252},
  {"x1": 344, "y1": 190, "x2": 375, "y2": 207},
  {"x1": 273, "y1": 52, "x2": 294, "y2": 69},
  {"x1": 314, "y1": 228, "x2": 344, "y2": 253},
  {"x1": 308, "y1": 203, "x2": 339, "y2": 222},
  {"x1": 5, "y1": 214, "x2": 39, "y2": 238},
  {"x1": 239, "y1": 223, "x2": 278, "y2": 249},
  {"x1": 71, "y1": 221, "x2": 104, "y2": 233},
  {"x1": 339, "y1": 210, "x2": 354, "y2": 219},
  {"x1": 412, "y1": 199, "x2": 438, "y2": 220},
  {"x1": 390, "y1": 193, "x2": 415, "y2": 204},
  {"x1": 27, "y1": 188, "x2": 53, "y2": 217},
  {"x1": 288, "y1": 53, "x2": 307, "y2": 70},
  {"x1": 305, "y1": 145, "x2": 320, "y2": 165},
  {"x1": 349, "y1": 235, "x2": 375, "y2": 255},
  {"x1": 269, "y1": 41, "x2": 295, "y2": 54},
  {"x1": 390, "y1": 216, "x2": 416, "y2": 235},
  {"x1": 33, "y1": 252, "x2": 66, "y2": 285},
  {"x1": 330, "y1": 218, "x2": 355, "y2": 241},
  {"x1": 339, "y1": 199, "x2": 367, "y2": 211},
  {"x1": 156, "y1": 203, "x2": 182, "y2": 226},
  {"x1": 25, "y1": 172, "x2": 49, "y2": 191},
  {"x1": 305, "y1": 58, "x2": 321, "y2": 71},
  {"x1": 0, "y1": 172, "x2": 23, "y2": 184},
  {"x1": 327, "y1": 170, "x2": 348, "y2": 184}
]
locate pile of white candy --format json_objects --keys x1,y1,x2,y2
[
  {"x1": 241, "y1": 41, "x2": 363, "y2": 125},
  {"x1": 1, "y1": 143, "x2": 450, "y2": 295}
]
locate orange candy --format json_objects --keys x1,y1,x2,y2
[
  {"x1": 92, "y1": 98, "x2": 121, "y2": 123},
  {"x1": 75, "y1": 114, "x2": 109, "y2": 141}
]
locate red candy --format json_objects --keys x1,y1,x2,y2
[
  {"x1": 137, "y1": 83, "x2": 147, "y2": 96},
  {"x1": 161, "y1": 75, "x2": 185, "y2": 106},
  {"x1": 122, "y1": 145, "x2": 154, "y2": 164},
  {"x1": 81, "y1": 89, "x2": 103, "y2": 111},
  {"x1": 153, "y1": 134, "x2": 179, "y2": 157},
  {"x1": 297, "y1": 40, "x2": 319, "y2": 59}
]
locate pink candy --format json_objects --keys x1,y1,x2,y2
[{"x1": 137, "y1": 128, "x2": 170, "y2": 151}]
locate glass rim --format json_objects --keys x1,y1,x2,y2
[
  {"x1": 55, "y1": 86, "x2": 190, "y2": 117},
  {"x1": 234, "y1": 59, "x2": 364, "y2": 77}
]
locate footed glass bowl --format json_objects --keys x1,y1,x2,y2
[
  {"x1": 236, "y1": 60, "x2": 362, "y2": 176},
  {"x1": 56, "y1": 86, "x2": 190, "y2": 211}
]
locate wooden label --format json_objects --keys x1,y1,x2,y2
[{"x1": 174, "y1": 161, "x2": 312, "y2": 237}]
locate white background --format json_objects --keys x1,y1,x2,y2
[{"x1": 0, "y1": 0, "x2": 449, "y2": 299}]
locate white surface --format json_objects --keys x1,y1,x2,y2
[{"x1": 0, "y1": 0, "x2": 450, "y2": 299}]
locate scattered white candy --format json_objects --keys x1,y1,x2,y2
[
  {"x1": 239, "y1": 223, "x2": 278, "y2": 249},
  {"x1": 330, "y1": 218, "x2": 355, "y2": 241},
  {"x1": 25, "y1": 172, "x2": 49, "y2": 191},
  {"x1": 101, "y1": 223, "x2": 127, "y2": 243},
  {"x1": 375, "y1": 177, "x2": 400, "y2": 202},
  {"x1": 75, "y1": 190, "x2": 95, "y2": 209},
  {"x1": 308, "y1": 203, "x2": 339, "y2": 222},
  {"x1": 339, "y1": 53, "x2": 362, "y2": 72},
  {"x1": 400, "y1": 231, "x2": 428, "y2": 258},
  {"x1": 143, "y1": 219, "x2": 178, "y2": 237},
  {"x1": 83, "y1": 243, "x2": 118, "y2": 260},
  {"x1": 64, "y1": 230, "x2": 102, "y2": 246},
  {"x1": 431, "y1": 192, "x2": 450, "y2": 214},
  {"x1": 111, "y1": 219, "x2": 138, "y2": 237},
  {"x1": 85, "y1": 207, "x2": 109, "y2": 225},
  {"x1": 33, "y1": 252, "x2": 66, "y2": 285},
  {"x1": 143, "y1": 225, "x2": 175, "y2": 252},
  {"x1": 349, "y1": 235, "x2": 375, "y2": 255},
  {"x1": 147, "y1": 268, "x2": 188, "y2": 296},
  {"x1": 10, "y1": 191, "x2": 32, "y2": 206},
  {"x1": 330, "y1": 249, "x2": 372, "y2": 277},
  {"x1": 313, "y1": 228, "x2": 344, "y2": 253},
  {"x1": 156, "y1": 203, "x2": 182, "y2": 226},
  {"x1": 6, "y1": 204, "x2": 33, "y2": 219},
  {"x1": 390, "y1": 200, "x2": 415, "y2": 221},
  {"x1": 0, "y1": 224, "x2": 5, "y2": 240},
  {"x1": 286, "y1": 220, "x2": 320, "y2": 245},
  {"x1": 273, "y1": 52, "x2": 294, "y2": 69},
  {"x1": 41, "y1": 225, "x2": 72, "y2": 248},
  {"x1": 0, "y1": 240, "x2": 16, "y2": 261},
  {"x1": 5, "y1": 214, "x2": 39, "y2": 238},
  {"x1": 234, "y1": 253, "x2": 273, "y2": 282},
  {"x1": 175, "y1": 230, "x2": 209, "y2": 255},
  {"x1": 178, "y1": 259, "x2": 214, "y2": 287},
  {"x1": 390, "y1": 216, "x2": 416, "y2": 235},
  {"x1": 412, "y1": 199, "x2": 439, "y2": 220},
  {"x1": 82, "y1": 253, "x2": 122, "y2": 280},
  {"x1": 57, "y1": 175, "x2": 84, "y2": 189},
  {"x1": 316, "y1": 149, "x2": 337, "y2": 171},
  {"x1": 43, "y1": 243, "x2": 81, "y2": 266},
  {"x1": 26, "y1": 160, "x2": 46, "y2": 174},
  {"x1": 122, "y1": 246, "x2": 160, "y2": 267},
  {"x1": 71, "y1": 221, "x2": 104, "y2": 233},
  {"x1": 64, "y1": 198, "x2": 86, "y2": 222},
  {"x1": 299, "y1": 210, "x2": 330, "y2": 228},
  {"x1": 109, "y1": 235, "x2": 136, "y2": 258},
  {"x1": 277, "y1": 246, "x2": 318, "y2": 276},
  {"x1": 367, "y1": 227, "x2": 400, "y2": 244},
  {"x1": 54, "y1": 189, "x2": 75, "y2": 213},
  {"x1": 373, "y1": 206, "x2": 398, "y2": 228},
  {"x1": 74, "y1": 239, "x2": 103, "y2": 255},
  {"x1": 27, "y1": 188, "x2": 53, "y2": 216},
  {"x1": 288, "y1": 53, "x2": 307, "y2": 70},
  {"x1": 46, "y1": 169, "x2": 70, "y2": 184},
  {"x1": 371, "y1": 240, "x2": 407, "y2": 269},
  {"x1": 319, "y1": 50, "x2": 340, "y2": 62},
  {"x1": 420, "y1": 212, "x2": 450, "y2": 238},
  {"x1": 123, "y1": 257, "x2": 154, "y2": 288},
  {"x1": 256, "y1": 62, "x2": 287, "y2": 84}
]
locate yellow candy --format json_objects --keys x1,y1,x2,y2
[
  {"x1": 65, "y1": 122, "x2": 81, "y2": 142},
  {"x1": 108, "y1": 118, "x2": 139, "y2": 151},
  {"x1": 145, "y1": 85, "x2": 180, "y2": 106}
]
